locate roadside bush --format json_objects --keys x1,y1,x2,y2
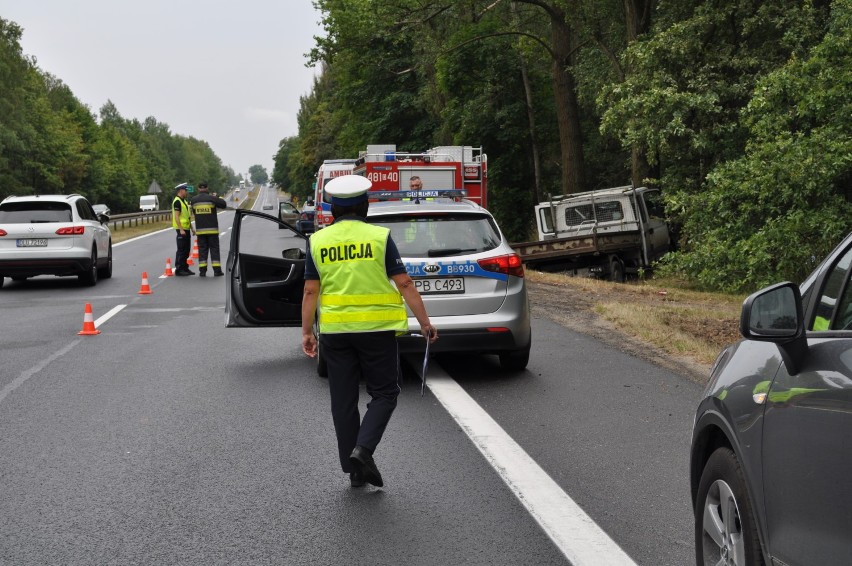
[{"x1": 659, "y1": 0, "x2": 852, "y2": 293}]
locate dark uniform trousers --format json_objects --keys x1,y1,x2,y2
[
  {"x1": 197, "y1": 233, "x2": 221, "y2": 270},
  {"x1": 321, "y1": 330, "x2": 401, "y2": 473},
  {"x1": 175, "y1": 230, "x2": 191, "y2": 270}
]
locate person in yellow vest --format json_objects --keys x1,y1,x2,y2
[
  {"x1": 172, "y1": 183, "x2": 195, "y2": 276},
  {"x1": 301, "y1": 175, "x2": 437, "y2": 489}
]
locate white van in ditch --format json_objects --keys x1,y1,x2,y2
[{"x1": 139, "y1": 195, "x2": 159, "y2": 211}]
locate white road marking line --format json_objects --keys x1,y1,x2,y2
[
  {"x1": 94, "y1": 304, "x2": 126, "y2": 327},
  {"x1": 0, "y1": 305, "x2": 127, "y2": 405},
  {"x1": 0, "y1": 340, "x2": 80, "y2": 404},
  {"x1": 416, "y1": 360, "x2": 638, "y2": 566},
  {"x1": 113, "y1": 227, "x2": 172, "y2": 246}
]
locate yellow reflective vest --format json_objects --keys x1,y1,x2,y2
[
  {"x1": 310, "y1": 219, "x2": 408, "y2": 334},
  {"x1": 172, "y1": 196, "x2": 192, "y2": 230}
]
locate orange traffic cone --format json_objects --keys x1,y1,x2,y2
[
  {"x1": 163, "y1": 258, "x2": 174, "y2": 277},
  {"x1": 138, "y1": 272, "x2": 153, "y2": 294},
  {"x1": 191, "y1": 239, "x2": 199, "y2": 259},
  {"x1": 78, "y1": 303, "x2": 101, "y2": 336}
]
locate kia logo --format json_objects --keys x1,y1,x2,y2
[{"x1": 424, "y1": 265, "x2": 440, "y2": 274}]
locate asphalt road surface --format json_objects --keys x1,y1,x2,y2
[{"x1": 0, "y1": 187, "x2": 702, "y2": 565}]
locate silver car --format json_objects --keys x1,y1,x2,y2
[
  {"x1": 367, "y1": 197, "x2": 531, "y2": 370},
  {"x1": 223, "y1": 193, "x2": 531, "y2": 372},
  {"x1": 0, "y1": 194, "x2": 113, "y2": 287}
]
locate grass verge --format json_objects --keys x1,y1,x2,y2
[{"x1": 527, "y1": 270, "x2": 745, "y2": 367}]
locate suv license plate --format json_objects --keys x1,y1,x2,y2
[
  {"x1": 414, "y1": 277, "x2": 465, "y2": 295},
  {"x1": 17, "y1": 239, "x2": 48, "y2": 247}
]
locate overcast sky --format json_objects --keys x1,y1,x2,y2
[{"x1": 0, "y1": 1, "x2": 323, "y2": 178}]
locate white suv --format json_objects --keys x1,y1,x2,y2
[{"x1": 0, "y1": 194, "x2": 112, "y2": 288}]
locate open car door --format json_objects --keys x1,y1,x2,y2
[{"x1": 225, "y1": 209, "x2": 308, "y2": 327}]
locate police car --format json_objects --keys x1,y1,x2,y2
[{"x1": 224, "y1": 191, "x2": 531, "y2": 371}]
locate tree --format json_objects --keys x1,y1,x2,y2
[
  {"x1": 659, "y1": 0, "x2": 851, "y2": 292},
  {"x1": 248, "y1": 164, "x2": 269, "y2": 185}
]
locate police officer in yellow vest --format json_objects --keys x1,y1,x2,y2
[
  {"x1": 172, "y1": 183, "x2": 195, "y2": 276},
  {"x1": 301, "y1": 175, "x2": 437, "y2": 488}
]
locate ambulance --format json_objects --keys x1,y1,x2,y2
[{"x1": 312, "y1": 159, "x2": 357, "y2": 231}]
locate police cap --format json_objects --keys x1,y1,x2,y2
[
  {"x1": 174, "y1": 182, "x2": 188, "y2": 192},
  {"x1": 325, "y1": 175, "x2": 372, "y2": 206}
]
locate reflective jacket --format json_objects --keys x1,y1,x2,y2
[
  {"x1": 310, "y1": 220, "x2": 408, "y2": 334},
  {"x1": 172, "y1": 196, "x2": 192, "y2": 230},
  {"x1": 191, "y1": 192, "x2": 227, "y2": 235}
]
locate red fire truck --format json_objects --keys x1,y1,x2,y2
[
  {"x1": 354, "y1": 144, "x2": 487, "y2": 207},
  {"x1": 313, "y1": 145, "x2": 487, "y2": 231}
]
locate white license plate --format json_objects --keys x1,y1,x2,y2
[
  {"x1": 414, "y1": 277, "x2": 465, "y2": 295},
  {"x1": 17, "y1": 239, "x2": 47, "y2": 247}
]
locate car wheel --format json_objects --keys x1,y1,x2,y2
[
  {"x1": 98, "y1": 242, "x2": 113, "y2": 279},
  {"x1": 695, "y1": 447, "x2": 765, "y2": 566},
  {"x1": 499, "y1": 341, "x2": 531, "y2": 371},
  {"x1": 79, "y1": 248, "x2": 98, "y2": 286},
  {"x1": 609, "y1": 256, "x2": 625, "y2": 283}
]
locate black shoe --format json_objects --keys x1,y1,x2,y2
[
  {"x1": 198, "y1": 270, "x2": 206, "y2": 277},
  {"x1": 350, "y1": 446, "x2": 383, "y2": 487},
  {"x1": 349, "y1": 471, "x2": 365, "y2": 488},
  {"x1": 213, "y1": 270, "x2": 224, "y2": 277},
  {"x1": 175, "y1": 269, "x2": 192, "y2": 276}
]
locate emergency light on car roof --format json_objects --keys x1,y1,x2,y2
[{"x1": 372, "y1": 189, "x2": 468, "y2": 203}]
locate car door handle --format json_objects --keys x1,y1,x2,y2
[{"x1": 245, "y1": 264, "x2": 296, "y2": 288}]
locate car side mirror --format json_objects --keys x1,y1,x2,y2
[
  {"x1": 282, "y1": 247, "x2": 305, "y2": 260},
  {"x1": 740, "y1": 281, "x2": 808, "y2": 374},
  {"x1": 98, "y1": 213, "x2": 110, "y2": 223}
]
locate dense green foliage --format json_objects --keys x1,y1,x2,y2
[
  {"x1": 0, "y1": 17, "x2": 236, "y2": 213},
  {"x1": 248, "y1": 164, "x2": 269, "y2": 185},
  {"x1": 273, "y1": 0, "x2": 849, "y2": 292}
]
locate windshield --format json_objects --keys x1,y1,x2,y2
[
  {"x1": 369, "y1": 213, "x2": 501, "y2": 258},
  {"x1": 0, "y1": 202, "x2": 73, "y2": 223}
]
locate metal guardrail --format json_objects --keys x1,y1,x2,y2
[
  {"x1": 107, "y1": 188, "x2": 259, "y2": 231},
  {"x1": 107, "y1": 210, "x2": 172, "y2": 231}
]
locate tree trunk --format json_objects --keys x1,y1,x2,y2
[
  {"x1": 549, "y1": 12, "x2": 585, "y2": 195},
  {"x1": 625, "y1": 0, "x2": 656, "y2": 186},
  {"x1": 511, "y1": 1, "x2": 543, "y2": 203}
]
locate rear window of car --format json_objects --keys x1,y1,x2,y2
[
  {"x1": 0, "y1": 201, "x2": 73, "y2": 223},
  {"x1": 370, "y1": 213, "x2": 501, "y2": 258},
  {"x1": 564, "y1": 200, "x2": 625, "y2": 226}
]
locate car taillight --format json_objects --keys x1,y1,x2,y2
[
  {"x1": 477, "y1": 254, "x2": 525, "y2": 278},
  {"x1": 0, "y1": 229, "x2": 7, "y2": 236},
  {"x1": 55, "y1": 226, "x2": 85, "y2": 235}
]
